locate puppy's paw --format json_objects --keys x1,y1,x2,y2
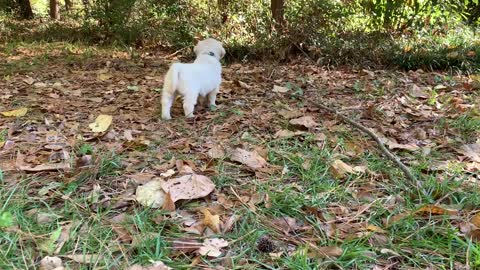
[
  {"x1": 209, "y1": 104, "x2": 217, "y2": 111},
  {"x1": 162, "y1": 114, "x2": 172, "y2": 120}
]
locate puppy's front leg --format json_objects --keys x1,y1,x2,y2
[
  {"x1": 183, "y1": 94, "x2": 198, "y2": 118},
  {"x1": 161, "y1": 91, "x2": 175, "y2": 120},
  {"x1": 207, "y1": 88, "x2": 219, "y2": 109}
]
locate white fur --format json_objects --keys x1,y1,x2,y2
[{"x1": 161, "y1": 38, "x2": 226, "y2": 120}]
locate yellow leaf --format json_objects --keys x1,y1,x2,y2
[
  {"x1": 471, "y1": 213, "x2": 480, "y2": 227},
  {"x1": 366, "y1": 224, "x2": 387, "y2": 234},
  {"x1": 88, "y1": 115, "x2": 112, "y2": 133},
  {"x1": 202, "y1": 209, "x2": 221, "y2": 233},
  {"x1": 415, "y1": 205, "x2": 458, "y2": 216},
  {"x1": 1, "y1": 107, "x2": 28, "y2": 117}
]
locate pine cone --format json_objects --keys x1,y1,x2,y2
[{"x1": 256, "y1": 235, "x2": 276, "y2": 253}]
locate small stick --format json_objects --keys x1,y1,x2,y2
[{"x1": 313, "y1": 100, "x2": 429, "y2": 200}]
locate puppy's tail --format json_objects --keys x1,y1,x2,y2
[{"x1": 163, "y1": 64, "x2": 180, "y2": 94}]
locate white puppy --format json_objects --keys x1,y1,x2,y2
[{"x1": 161, "y1": 38, "x2": 225, "y2": 120}]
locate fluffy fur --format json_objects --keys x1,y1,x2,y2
[{"x1": 161, "y1": 38, "x2": 226, "y2": 120}]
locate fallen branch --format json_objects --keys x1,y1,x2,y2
[{"x1": 313, "y1": 100, "x2": 429, "y2": 200}]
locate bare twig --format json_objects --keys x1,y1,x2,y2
[{"x1": 313, "y1": 100, "x2": 428, "y2": 201}]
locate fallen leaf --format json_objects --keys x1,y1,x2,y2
[
  {"x1": 128, "y1": 173, "x2": 156, "y2": 184},
  {"x1": 128, "y1": 261, "x2": 171, "y2": 270},
  {"x1": 308, "y1": 246, "x2": 343, "y2": 258},
  {"x1": 278, "y1": 109, "x2": 303, "y2": 119},
  {"x1": 88, "y1": 114, "x2": 113, "y2": 133},
  {"x1": 39, "y1": 256, "x2": 64, "y2": 270},
  {"x1": 415, "y1": 205, "x2": 458, "y2": 216},
  {"x1": 112, "y1": 225, "x2": 133, "y2": 243},
  {"x1": 16, "y1": 152, "x2": 71, "y2": 172},
  {"x1": 366, "y1": 224, "x2": 387, "y2": 234},
  {"x1": 274, "y1": 129, "x2": 305, "y2": 138},
  {"x1": 238, "y1": 80, "x2": 251, "y2": 90},
  {"x1": 207, "y1": 145, "x2": 225, "y2": 159},
  {"x1": 289, "y1": 116, "x2": 318, "y2": 129},
  {"x1": 97, "y1": 73, "x2": 112, "y2": 81},
  {"x1": 409, "y1": 84, "x2": 429, "y2": 98},
  {"x1": 162, "y1": 192, "x2": 176, "y2": 212},
  {"x1": 229, "y1": 148, "x2": 267, "y2": 170},
  {"x1": 272, "y1": 216, "x2": 299, "y2": 233},
  {"x1": 330, "y1": 159, "x2": 355, "y2": 179},
  {"x1": 23, "y1": 77, "x2": 35, "y2": 85},
  {"x1": 457, "y1": 144, "x2": 480, "y2": 162},
  {"x1": 386, "y1": 141, "x2": 419, "y2": 151},
  {"x1": 135, "y1": 180, "x2": 167, "y2": 208},
  {"x1": 63, "y1": 254, "x2": 101, "y2": 264},
  {"x1": 471, "y1": 213, "x2": 480, "y2": 227},
  {"x1": 171, "y1": 238, "x2": 203, "y2": 253},
  {"x1": 161, "y1": 173, "x2": 215, "y2": 202},
  {"x1": 1, "y1": 107, "x2": 28, "y2": 117},
  {"x1": 198, "y1": 238, "x2": 228, "y2": 257},
  {"x1": 202, "y1": 209, "x2": 221, "y2": 233},
  {"x1": 222, "y1": 214, "x2": 239, "y2": 233},
  {"x1": 272, "y1": 85, "x2": 289, "y2": 93},
  {"x1": 160, "y1": 169, "x2": 175, "y2": 178}
]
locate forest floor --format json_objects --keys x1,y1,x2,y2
[{"x1": 1, "y1": 42, "x2": 480, "y2": 269}]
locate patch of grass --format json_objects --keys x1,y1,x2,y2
[{"x1": 449, "y1": 112, "x2": 480, "y2": 141}]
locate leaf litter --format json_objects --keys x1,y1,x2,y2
[{"x1": 0, "y1": 45, "x2": 479, "y2": 269}]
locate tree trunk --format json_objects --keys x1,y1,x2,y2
[
  {"x1": 271, "y1": 0, "x2": 284, "y2": 29},
  {"x1": 65, "y1": 0, "x2": 73, "y2": 11},
  {"x1": 217, "y1": 0, "x2": 228, "y2": 24},
  {"x1": 50, "y1": 0, "x2": 60, "y2": 19},
  {"x1": 17, "y1": 0, "x2": 34, "y2": 19}
]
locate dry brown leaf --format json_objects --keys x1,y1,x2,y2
[
  {"x1": 457, "y1": 143, "x2": 480, "y2": 162},
  {"x1": 471, "y1": 213, "x2": 480, "y2": 227},
  {"x1": 135, "y1": 180, "x2": 166, "y2": 208},
  {"x1": 128, "y1": 173, "x2": 156, "y2": 184},
  {"x1": 289, "y1": 116, "x2": 318, "y2": 129},
  {"x1": 278, "y1": 109, "x2": 303, "y2": 119},
  {"x1": 162, "y1": 192, "x2": 176, "y2": 212},
  {"x1": 222, "y1": 214, "x2": 239, "y2": 233},
  {"x1": 202, "y1": 209, "x2": 221, "y2": 233},
  {"x1": 409, "y1": 84, "x2": 430, "y2": 98},
  {"x1": 330, "y1": 159, "x2": 355, "y2": 179},
  {"x1": 16, "y1": 152, "x2": 71, "y2": 172},
  {"x1": 229, "y1": 148, "x2": 267, "y2": 170},
  {"x1": 198, "y1": 238, "x2": 228, "y2": 257},
  {"x1": 272, "y1": 85, "x2": 289, "y2": 93},
  {"x1": 272, "y1": 216, "x2": 299, "y2": 233},
  {"x1": 238, "y1": 80, "x2": 251, "y2": 90},
  {"x1": 415, "y1": 205, "x2": 458, "y2": 216},
  {"x1": 128, "y1": 261, "x2": 171, "y2": 270},
  {"x1": 308, "y1": 246, "x2": 343, "y2": 258},
  {"x1": 63, "y1": 254, "x2": 101, "y2": 264},
  {"x1": 386, "y1": 141, "x2": 419, "y2": 151},
  {"x1": 274, "y1": 129, "x2": 305, "y2": 138},
  {"x1": 207, "y1": 145, "x2": 225, "y2": 159},
  {"x1": 161, "y1": 173, "x2": 215, "y2": 202},
  {"x1": 171, "y1": 238, "x2": 203, "y2": 253},
  {"x1": 112, "y1": 225, "x2": 133, "y2": 243}
]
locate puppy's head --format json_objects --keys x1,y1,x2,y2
[{"x1": 194, "y1": 38, "x2": 225, "y2": 60}]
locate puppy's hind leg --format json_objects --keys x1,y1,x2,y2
[
  {"x1": 207, "y1": 87, "x2": 219, "y2": 110},
  {"x1": 183, "y1": 93, "x2": 198, "y2": 118},
  {"x1": 161, "y1": 91, "x2": 175, "y2": 120}
]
